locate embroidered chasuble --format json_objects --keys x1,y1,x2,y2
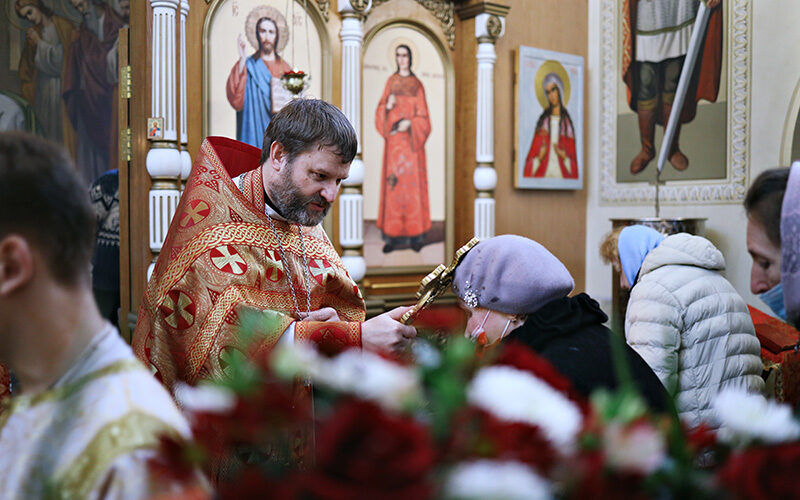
[
  {"x1": 0, "y1": 325, "x2": 207, "y2": 499},
  {"x1": 133, "y1": 136, "x2": 366, "y2": 388}
]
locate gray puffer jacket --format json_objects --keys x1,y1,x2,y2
[{"x1": 624, "y1": 233, "x2": 764, "y2": 428}]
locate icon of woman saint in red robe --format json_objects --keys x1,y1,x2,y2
[
  {"x1": 375, "y1": 43, "x2": 432, "y2": 254},
  {"x1": 523, "y1": 66, "x2": 579, "y2": 179}
]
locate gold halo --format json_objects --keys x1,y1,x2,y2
[
  {"x1": 387, "y1": 37, "x2": 418, "y2": 72},
  {"x1": 534, "y1": 59, "x2": 571, "y2": 109},
  {"x1": 244, "y1": 5, "x2": 289, "y2": 55}
]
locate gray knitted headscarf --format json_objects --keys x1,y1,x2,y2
[
  {"x1": 781, "y1": 161, "x2": 800, "y2": 327},
  {"x1": 452, "y1": 235, "x2": 574, "y2": 315}
]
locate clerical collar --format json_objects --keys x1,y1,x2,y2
[{"x1": 263, "y1": 190, "x2": 288, "y2": 222}]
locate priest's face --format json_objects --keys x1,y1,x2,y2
[{"x1": 270, "y1": 145, "x2": 350, "y2": 226}]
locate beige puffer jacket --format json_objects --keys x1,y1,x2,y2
[{"x1": 624, "y1": 233, "x2": 764, "y2": 428}]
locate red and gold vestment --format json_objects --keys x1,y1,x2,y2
[{"x1": 133, "y1": 137, "x2": 365, "y2": 387}]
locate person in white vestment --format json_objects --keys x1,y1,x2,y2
[{"x1": 0, "y1": 132, "x2": 209, "y2": 499}]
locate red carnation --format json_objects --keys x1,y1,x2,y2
[
  {"x1": 297, "y1": 399, "x2": 435, "y2": 500},
  {"x1": 565, "y1": 450, "x2": 648, "y2": 500},
  {"x1": 446, "y1": 408, "x2": 557, "y2": 475},
  {"x1": 717, "y1": 443, "x2": 800, "y2": 500},
  {"x1": 191, "y1": 379, "x2": 310, "y2": 459},
  {"x1": 686, "y1": 423, "x2": 717, "y2": 456}
]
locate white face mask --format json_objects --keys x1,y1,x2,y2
[
  {"x1": 466, "y1": 310, "x2": 491, "y2": 341},
  {"x1": 466, "y1": 310, "x2": 514, "y2": 346}
]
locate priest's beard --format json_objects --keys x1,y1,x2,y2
[{"x1": 269, "y1": 167, "x2": 331, "y2": 226}]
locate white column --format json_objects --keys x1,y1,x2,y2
[
  {"x1": 473, "y1": 13, "x2": 504, "y2": 240},
  {"x1": 179, "y1": 0, "x2": 191, "y2": 184},
  {"x1": 147, "y1": 0, "x2": 182, "y2": 278},
  {"x1": 338, "y1": 0, "x2": 370, "y2": 282}
]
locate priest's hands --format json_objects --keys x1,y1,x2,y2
[
  {"x1": 362, "y1": 306, "x2": 417, "y2": 354},
  {"x1": 297, "y1": 307, "x2": 340, "y2": 322}
]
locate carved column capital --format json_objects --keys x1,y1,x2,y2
[
  {"x1": 338, "y1": 0, "x2": 371, "y2": 18},
  {"x1": 475, "y1": 13, "x2": 505, "y2": 44}
]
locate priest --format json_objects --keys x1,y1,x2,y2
[{"x1": 134, "y1": 99, "x2": 416, "y2": 388}]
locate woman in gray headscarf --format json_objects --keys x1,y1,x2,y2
[{"x1": 452, "y1": 234, "x2": 670, "y2": 413}]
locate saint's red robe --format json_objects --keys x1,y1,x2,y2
[
  {"x1": 523, "y1": 113, "x2": 579, "y2": 179},
  {"x1": 375, "y1": 73, "x2": 432, "y2": 239}
]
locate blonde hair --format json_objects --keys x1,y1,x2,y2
[{"x1": 599, "y1": 226, "x2": 624, "y2": 265}]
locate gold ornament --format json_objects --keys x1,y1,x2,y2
[
  {"x1": 486, "y1": 15, "x2": 502, "y2": 39},
  {"x1": 351, "y1": 0, "x2": 369, "y2": 13},
  {"x1": 281, "y1": 69, "x2": 309, "y2": 96},
  {"x1": 400, "y1": 238, "x2": 480, "y2": 325}
]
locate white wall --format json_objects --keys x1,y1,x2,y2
[{"x1": 585, "y1": 0, "x2": 800, "y2": 314}]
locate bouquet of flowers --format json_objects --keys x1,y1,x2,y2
[{"x1": 151, "y1": 312, "x2": 800, "y2": 499}]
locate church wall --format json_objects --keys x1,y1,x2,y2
[
  {"x1": 486, "y1": 0, "x2": 589, "y2": 291},
  {"x1": 584, "y1": 0, "x2": 800, "y2": 315}
]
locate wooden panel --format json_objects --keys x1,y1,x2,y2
[
  {"x1": 491, "y1": 0, "x2": 588, "y2": 290},
  {"x1": 123, "y1": 0, "x2": 154, "y2": 332},
  {"x1": 453, "y1": 14, "x2": 478, "y2": 249},
  {"x1": 118, "y1": 27, "x2": 131, "y2": 341},
  {"x1": 185, "y1": 0, "x2": 211, "y2": 160}
]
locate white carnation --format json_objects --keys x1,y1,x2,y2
[
  {"x1": 319, "y1": 349, "x2": 422, "y2": 411},
  {"x1": 270, "y1": 341, "x2": 321, "y2": 380},
  {"x1": 603, "y1": 421, "x2": 666, "y2": 474},
  {"x1": 444, "y1": 460, "x2": 553, "y2": 500},
  {"x1": 467, "y1": 365, "x2": 583, "y2": 450},
  {"x1": 174, "y1": 382, "x2": 236, "y2": 413},
  {"x1": 271, "y1": 343, "x2": 421, "y2": 411},
  {"x1": 714, "y1": 388, "x2": 800, "y2": 445}
]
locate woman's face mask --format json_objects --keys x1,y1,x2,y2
[
  {"x1": 760, "y1": 282, "x2": 786, "y2": 321},
  {"x1": 465, "y1": 307, "x2": 516, "y2": 347}
]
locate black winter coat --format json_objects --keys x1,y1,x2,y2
[{"x1": 505, "y1": 293, "x2": 670, "y2": 413}]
